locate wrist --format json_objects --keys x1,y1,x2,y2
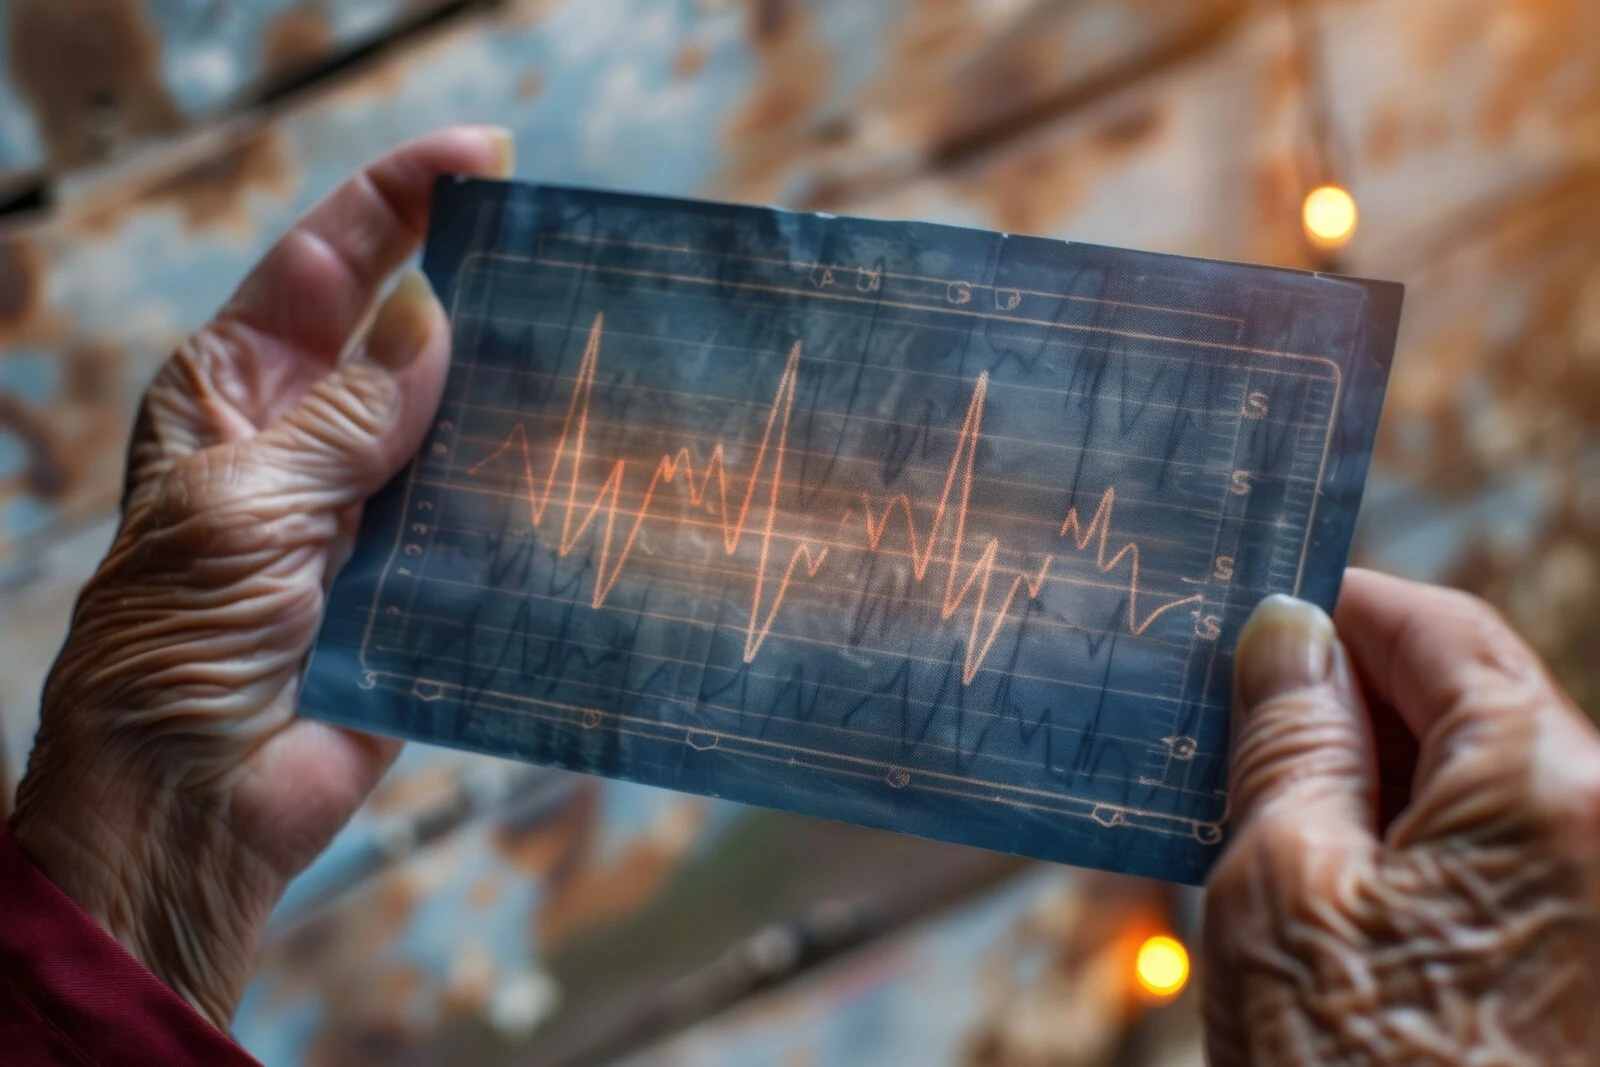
[{"x1": 11, "y1": 747, "x2": 280, "y2": 1030}]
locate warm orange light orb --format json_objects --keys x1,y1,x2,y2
[
  {"x1": 1302, "y1": 184, "x2": 1358, "y2": 248},
  {"x1": 1135, "y1": 935, "x2": 1190, "y2": 998}
]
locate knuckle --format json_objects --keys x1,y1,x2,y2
[
  {"x1": 1532, "y1": 765, "x2": 1600, "y2": 842},
  {"x1": 1229, "y1": 697, "x2": 1365, "y2": 815},
  {"x1": 1433, "y1": 589, "x2": 1531, "y2": 681},
  {"x1": 1211, "y1": 815, "x2": 1313, "y2": 901},
  {"x1": 1205, "y1": 838, "x2": 1260, "y2": 914},
  {"x1": 1251, "y1": 814, "x2": 1322, "y2": 871},
  {"x1": 276, "y1": 366, "x2": 400, "y2": 469},
  {"x1": 124, "y1": 324, "x2": 255, "y2": 494},
  {"x1": 138, "y1": 452, "x2": 272, "y2": 559},
  {"x1": 153, "y1": 459, "x2": 237, "y2": 527},
  {"x1": 154, "y1": 326, "x2": 239, "y2": 407},
  {"x1": 318, "y1": 364, "x2": 400, "y2": 440}
]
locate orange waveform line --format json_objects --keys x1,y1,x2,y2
[
  {"x1": 1058, "y1": 487, "x2": 1202, "y2": 636},
  {"x1": 745, "y1": 543, "x2": 830, "y2": 661},
  {"x1": 468, "y1": 313, "x2": 1202, "y2": 685},
  {"x1": 854, "y1": 369, "x2": 1050, "y2": 683},
  {"x1": 470, "y1": 315, "x2": 815, "y2": 648}
]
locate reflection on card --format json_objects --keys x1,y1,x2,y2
[{"x1": 304, "y1": 180, "x2": 1401, "y2": 885}]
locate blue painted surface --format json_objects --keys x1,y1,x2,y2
[
  {"x1": 616, "y1": 868, "x2": 1119, "y2": 1067},
  {"x1": 0, "y1": 4, "x2": 44, "y2": 186},
  {"x1": 302, "y1": 180, "x2": 1398, "y2": 886},
  {"x1": 0, "y1": 1, "x2": 1590, "y2": 1062},
  {"x1": 0, "y1": 348, "x2": 60, "y2": 405},
  {"x1": 0, "y1": 1, "x2": 453, "y2": 181}
]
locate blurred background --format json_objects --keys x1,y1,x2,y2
[{"x1": 0, "y1": 0, "x2": 1594, "y2": 1063}]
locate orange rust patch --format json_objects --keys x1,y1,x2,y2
[
  {"x1": 367, "y1": 763, "x2": 459, "y2": 815},
  {"x1": 469, "y1": 878, "x2": 499, "y2": 909},
  {"x1": 371, "y1": 879, "x2": 419, "y2": 943},
  {"x1": 494, "y1": 779, "x2": 597, "y2": 877},
  {"x1": 963, "y1": 875, "x2": 1174, "y2": 1067},
  {"x1": 62, "y1": 343, "x2": 118, "y2": 405},
  {"x1": 6, "y1": 0, "x2": 184, "y2": 171},
  {"x1": 534, "y1": 801, "x2": 707, "y2": 949},
  {"x1": 516, "y1": 71, "x2": 545, "y2": 100},
  {"x1": 1246, "y1": 151, "x2": 1313, "y2": 269},
  {"x1": 305, "y1": 1023, "x2": 423, "y2": 1067},
  {"x1": 749, "y1": 0, "x2": 795, "y2": 45},
  {"x1": 1369, "y1": 165, "x2": 1600, "y2": 714},
  {"x1": 958, "y1": 141, "x2": 1083, "y2": 238},
  {"x1": 951, "y1": 94, "x2": 1172, "y2": 240},
  {"x1": 712, "y1": 0, "x2": 831, "y2": 202},
  {"x1": 378, "y1": 965, "x2": 423, "y2": 1004},
  {"x1": 949, "y1": 34, "x2": 1078, "y2": 149},
  {"x1": 0, "y1": 238, "x2": 44, "y2": 337},
  {"x1": 262, "y1": 6, "x2": 336, "y2": 84},
  {"x1": 1366, "y1": 102, "x2": 1404, "y2": 167},
  {"x1": 141, "y1": 129, "x2": 295, "y2": 235},
  {"x1": 500, "y1": 0, "x2": 563, "y2": 27},
  {"x1": 1256, "y1": 14, "x2": 1308, "y2": 127},
  {"x1": 1415, "y1": 109, "x2": 1452, "y2": 149},
  {"x1": 1091, "y1": 102, "x2": 1169, "y2": 152},
  {"x1": 673, "y1": 42, "x2": 709, "y2": 80},
  {"x1": 893, "y1": 0, "x2": 976, "y2": 74},
  {"x1": 0, "y1": 394, "x2": 67, "y2": 499},
  {"x1": 24, "y1": 341, "x2": 131, "y2": 511},
  {"x1": 440, "y1": 945, "x2": 495, "y2": 1017},
  {"x1": 1477, "y1": 0, "x2": 1591, "y2": 146},
  {"x1": 74, "y1": 126, "x2": 294, "y2": 236},
  {"x1": 1409, "y1": 0, "x2": 1491, "y2": 74}
]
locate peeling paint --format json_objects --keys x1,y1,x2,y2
[
  {"x1": 673, "y1": 42, "x2": 709, "y2": 80},
  {"x1": 0, "y1": 4, "x2": 1594, "y2": 1065},
  {"x1": 0, "y1": 237, "x2": 45, "y2": 340},
  {"x1": 263, "y1": 7, "x2": 339, "y2": 84},
  {"x1": 6, "y1": 0, "x2": 184, "y2": 170},
  {"x1": 0, "y1": 394, "x2": 64, "y2": 498},
  {"x1": 715, "y1": 0, "x2": 833, "y2": 203},
  {"x1": 79, "y1": 127, "x2": 298, "y2": 236}
]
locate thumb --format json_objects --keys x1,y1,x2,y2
[
  {"x1": 1227, "y1": 595, "x2": 1378, "y2": 839},
  {"x1": 252, "y1": 270, "x2": 449, "y2": 509}
]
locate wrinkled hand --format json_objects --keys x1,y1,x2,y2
[
  {"x1": 1205, "y1": 569, "x2": 1600, "y2": 1065},
  {"x1": 9, "y1": 127, "x2": 513, "y2": 1029}
]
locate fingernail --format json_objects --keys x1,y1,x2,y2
[
  {"x1": 1234, "y1": 595, "x2": 1337, "y2": 713},
  {"x1": 364, "y1": 271, "x2": 438, "y2": 371},
  {"x1": 482, "y1": 126, "x2": 515, "y2": 178}
]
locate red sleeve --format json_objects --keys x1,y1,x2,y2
[{"x1": 0, "y1": 822, "x2": 261, "y2": 1066}]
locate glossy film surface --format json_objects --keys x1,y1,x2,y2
[{"x1": 304, "y1": 179, "x2": 1400, "y2": 885}]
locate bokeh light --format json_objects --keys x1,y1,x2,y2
[
  {"x1": 1135, "y1": 934, "x2": 1190, "y2": 998},
  {"x1": 1302, "y1": 184, "x2": 1359, "y2": 248}
]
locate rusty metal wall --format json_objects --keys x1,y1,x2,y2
[
  {"x1": 616, "y1": 869, "x2": 1198, "y2": 1067},
  {"x1": 0, "y1": 0, "x2": 1595, "y2": 1063},
  {"x1": 0, "y1": 0, "x2": 462, "y2": 190}
]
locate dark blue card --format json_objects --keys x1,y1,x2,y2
[{"x1": 303, "y1": 179, "x2": 1400, "y2": 885}]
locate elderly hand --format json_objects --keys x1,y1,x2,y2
[
  {"x1": 1205, "y1": 569, "x2": 1600, "y2": 1064},
  {"x1": 9, "y1": 127, "x2": 513, "y2": 1028}
]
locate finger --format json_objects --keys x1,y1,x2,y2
[
  {"x1": 242, "y1": 718, "x2": 404, "y2": 881},
  {"x1": 1335, "y1": 568, "x2": 1592, "y2": 845},
  {"x1": 252, "y1": 270, "x2": 448, "y2": 509},
  {"x1": 1334, "y1": 568, "x2": 1564, "y2": 741},
  {"x1": 1206, "y1": 596, "x2": 1380, "y2": 1067},
  {"x1": 1227, "y1": 595, "x2": 1378, "y2": 841},
  {"x1": 219, "y1": 126, "x2": 512, "y2": 407}
]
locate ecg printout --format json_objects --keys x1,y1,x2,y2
[{"x1": 303, "y1": 179, "x2": 1401, "y2": 885}]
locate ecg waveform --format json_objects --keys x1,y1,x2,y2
[
  {"x1": 469, "y1": 313, "x2": 1204, "y2": 685},
  {"x1": 304, "y1": 179, "x2": 1400, "y2": 886}
]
